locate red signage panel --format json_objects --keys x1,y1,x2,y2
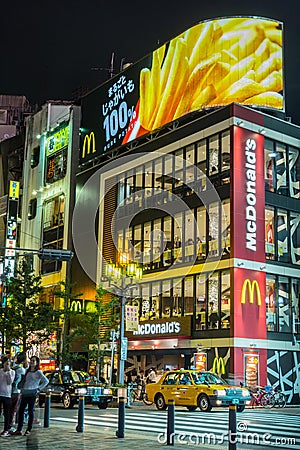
[
  {"x1": 232, "y1": 127, "x2": 265, "y2": 262},
  {"x1": 233, "y1": 268, "x2": 266, "y2": 340}
]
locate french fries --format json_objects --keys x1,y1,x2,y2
[{"x1": 139, "y1": 17, "x2": 283, "y2": 132}]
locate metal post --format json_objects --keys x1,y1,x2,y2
[
  {"x1": 116, "y1": 396, "x2": 126, "y2": 438},
  {"x1": 43, "y1": 393, "x2": 51, "y2": 428},
  {"x1": 167, "y1": 399, "x2": 175, "y2": 445},
  {"x1": 126, "y1": 383, "x2": 132, "y2": 408},
  {"x1": 228, "y1": 404, "x2": 237, "y2": 450},
  {"x1": 76, "y1": 396, "x2": 85, "y2": 433},
  {"x1": 118, "y1": 287, "x2": 126, "y2": 385}
]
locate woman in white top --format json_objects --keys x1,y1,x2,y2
[
  {"x1": 12, "y1": 355, "x2": 48, "y2": 436},
  {"x1": 0, "y1": 356, "x2": 15, "y2": 437}
]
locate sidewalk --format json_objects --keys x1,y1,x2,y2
[{"x1": 0, "y1": 418, "x2": 289, "y2": 450}]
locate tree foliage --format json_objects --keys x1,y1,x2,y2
[
  {"x1": 5, "y1": 257, "x2": 59, "y2": 352},
  {"x1": 74, "y1": 285, "x2": 119, "y2": 372}
]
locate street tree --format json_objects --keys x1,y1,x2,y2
[
  {"x1": 5, "y1": 257, "x2": 59, "y2": 352},
  {"x1": 75, "y1": 285, "x2": 119, "y2": 380},
  {"x1": 52, "y1": 280, "x2": 83, "y2": 368}
]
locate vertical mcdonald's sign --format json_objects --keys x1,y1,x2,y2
[{"x1": 232, "y1": 121, "x2": 265, "y2": 262}]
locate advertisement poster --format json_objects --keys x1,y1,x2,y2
[
  {"x1": 80, "y1": 16, "x2": 283, "y2": 164},
  {"x1": 194, "y1": 352, "x2": 207, "y2": 371},
  {"x1": 244, "y1": 353, "x2": 259, "y2": 389}
]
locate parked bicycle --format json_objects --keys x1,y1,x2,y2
[
  {"x1": 249, "y1": 386, "x2": 275, "y2": 408},
  {"x1": 265, "y1": 386, "x2": 287, "y2": 408},
  {"x1": 129, "y1": 382, "x2": 153, "y2": 405}
]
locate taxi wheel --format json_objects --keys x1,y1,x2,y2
[
  {"x1": 198, "y1": 394, "x2": 212, "y2": 412},
  {"x1": 236, "y1": 404, "x2": 245, "y2": 412},
  {"x1": 62, "y1": 392, "x2": 74, "y2": 409},
  {"x1": 187, "y1": 406, "x2": 197, "y2": 411},
  {"x1": 155, "y1": 394, "x2": 167, "y2": 411}
]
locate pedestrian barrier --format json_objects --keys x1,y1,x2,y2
[
  {"x1": 116, "y1": 396, "x2": 126, "y2": 438},
  {"x1": 228, "y1": 404, "x2": 237, "y2": 450},
  {"x1": 76, "y1": 396, "x2": 85, "y2": 433},
  {"x1": 43, "y1": 392, "x2": 51, "y2": 428},
  {"x1": 167, "y1": 399, "x2": 175, "y2": 446}
]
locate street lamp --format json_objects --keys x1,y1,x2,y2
[{"x1": 106, "y1": 254, "x2": 142, "y2": 385}]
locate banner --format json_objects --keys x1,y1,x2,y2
[
  {"x1": 80, "y1": 16, "x2": 283, "y2": 164},
  {"x1": 194, "y1": 352, "x2": 207, "y2": 371},
  {"x1": 125, "y1": 305, "x2": 139, "y2": 331}
]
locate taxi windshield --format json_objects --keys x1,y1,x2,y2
[{"x1": 191, "y1": 372, "x2": 227, "y2": 385}]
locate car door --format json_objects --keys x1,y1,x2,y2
[
  {"x1": 175, "y1": 373, "x2": 194, "y2": 405},
  {"x1": 159, "y1": 372, "x2": 179, "y2": 404},
  {"x1": 49, "y1": 371, "x2": 64, "y2": 402}
]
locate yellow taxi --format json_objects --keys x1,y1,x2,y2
[{"x1": 146, "y1": 370, "x2": 250, "y2": 412}]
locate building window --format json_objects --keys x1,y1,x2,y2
[
  {"x1": 290, "y1": 212, "x2": 300, "y2": 265},
  {"x1": 265, "y1": 207, "x2": 275, "y2": 260},
  {"x1": 278, "y1": 276, "x2": 291, "y2": 332},
  {"x1": 208, "y1": 134, "x2": 219, "y2": 177},
  {"x1": 266, "y1": 275, "x2": 276, "y2": 331},
  {"x1": 221, "y1": 270, "x2": 230, "y2": 328},
  {"x1": 183, "y1": 277, "x2": 193, "y2": 316},
  {"x1": 289, "y1": 146, "x2": 300, "y2": 199},
  {"x1": 45, "y1": 147, "x2": 67, "y2": 184},
  {"x1": 196, "y1": 275, "x2": 206, "y2": 330},
  {"x1": 277, "y1": 209, "x2": 289, "y2": 262},
  {"x1": 28, "y1": 198, "x2": 37, "y2": 220},
  {"x1": 275, "y1": 142, "x2": 288, "y2": 195},
  {"x1": 41, "y1": 195, "x2": 65, "y2": 274},
  {"x1": 264, "y1": 138, "x2": 276, "y2": 192},
  {"x1": 208, "y1": 273, "x2": 219, "y2": 329},
  {"x1": 30, "y1": 145, "x2": 40, "y2": 168}
]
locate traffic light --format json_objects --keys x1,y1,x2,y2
[{"x1": 38, "y1": 249, "x2": 74, "y2": 261}]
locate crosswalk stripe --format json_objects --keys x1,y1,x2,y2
[{"x1": 52, "y1": 409, "x2": 300, "y2": 449}]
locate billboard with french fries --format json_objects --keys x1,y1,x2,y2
[{"x1": 80, "y1": 16, "x2": 283, "y2": 164}]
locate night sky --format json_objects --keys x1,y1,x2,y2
[{"x1": 3, "y1": 0, "x2": 300, "y2": 124}]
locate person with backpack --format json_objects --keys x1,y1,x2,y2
[
  {"x1": 0, "y1": 356, "x2": 15, "y2": 437},
  {"x1": 8, "y1": 352, "x2": 27, "y2": 433}
]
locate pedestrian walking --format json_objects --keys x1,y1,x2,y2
[
  {"x1": 12, "y1": 356, "x2": 48, "y2": 437},
  {"x1": 0, "y1": 356, "x2": 15, "y2": 437},
  {"x1": 146, "y1": 367, "x2": 157, "y2": 384},
  {"x1": 8, "y1": 352, "x2": 27, "y2": 433}
]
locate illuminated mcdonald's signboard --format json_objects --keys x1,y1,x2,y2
[
  {"x1": 212, "y1": 356, "x2": 226, "y2": 375},
  {"x1": 240, "y1": 279, "x2": 262, "y2": 306},
  {"x1": 82, "y1": 132, "x2": 96, "y2": 159}
]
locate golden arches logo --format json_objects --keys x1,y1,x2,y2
[
  {"x1": 212, "y1": 356, "x2": 226, "y2": 375},
  {"x1": 70, "y1": 300, "x2": 82, "y2": 313},
  {"x1": 241, "y1": 279, "x2": 262, "y2": 306},
  {"x1": 82, "y1": 132, "x2": 96, "y2": 159}
]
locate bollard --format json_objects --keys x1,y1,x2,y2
[
  {"x1": 116, "y1": 396, "x2": 126, "y2": 438},
  {"x1": 167, "y1": 399, "x2": 175, "y2": 446},
  {"x1": 228, "y1": 404, "x2": 237, "y2": 450},
  {"x1": 43, "y1": 392, "x2": 51, "y2": 428},
  {"x1": 76, "y1": 396, "x2": 85, "y2": 433}
]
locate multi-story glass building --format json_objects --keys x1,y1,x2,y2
[{"x1": 75, "y1": 17, "x2": 300, "y2": 403}]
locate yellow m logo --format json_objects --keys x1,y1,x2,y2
[
  {"x1": 70, "y1": 300, "x2": 82, "y2": 313},
  {"x1": 212, "y1": 356, "x2": 226, "y2": 375},
  {"x1": 241, "y1": 279, "x2": 262, "y2": 306},
  {"x1": 82, "y1": 132, "x2": 96, "y2": 159}
]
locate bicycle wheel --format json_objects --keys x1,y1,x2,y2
[
  {"x1": 276, "y1": 392, "x2": 287, "y2": 408},
  {"x1": 261, "y1": 393, "x2": 275, "y2": 408},
  {"x1": 142, "y1": 392, "x2": 153, "y2": 406}
]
